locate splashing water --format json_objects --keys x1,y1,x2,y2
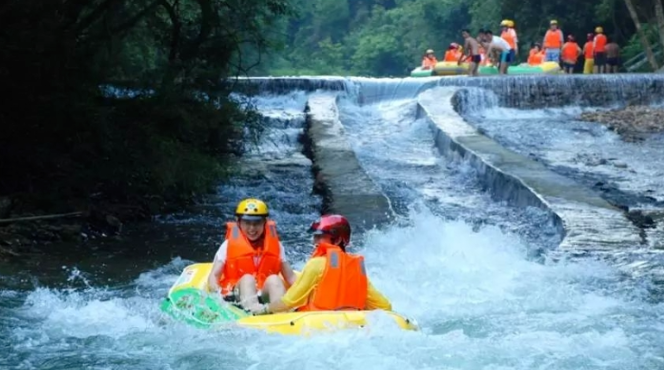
[
  {"x1": 337, "y1": 96, "x2": 560, "y2": 253},
  {"x1": 3, "y1": 207, "x2": 664, "y2": 370},
  {"x1": 2, "y1": 82, "x2": 664, "y2": 369}
]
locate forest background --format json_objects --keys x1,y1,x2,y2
[{"x1": 0, "y1": 0, "x2": 662, "y2": 243}]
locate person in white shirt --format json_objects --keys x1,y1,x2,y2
[{"x1": 481, "y1": 29, "x2": 512, "y2": 75}]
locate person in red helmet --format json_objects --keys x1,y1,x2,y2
[{"x1": 249, "y1": 214, "x2": 392, "y2": 315}]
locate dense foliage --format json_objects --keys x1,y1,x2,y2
[
  {"x1": 1, "y1": 0, "x2": 663, "y2": 219},
  {"x1": 260, "y1": 0, "x2": 664, "y2": 76},
  {"x1": 0, "y1": 0, "x2": 291, "y2": 215}
]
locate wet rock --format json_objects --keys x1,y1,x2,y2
[
  {"x1": 59, "y1": 224, "x2": 83, "y2": 241},
  {"x1": 579, "y1": 106, "x2": 664, "y2": 142},
  {"x1": 626, "y1": 210, "x2": 656, "y2": 229}
]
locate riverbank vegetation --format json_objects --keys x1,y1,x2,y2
[
  {"x1": 259, "y1": 0, "x2": 664, "y2": 76},
  {"x1": 0, "y1": 0, "x2": 291, "y2": 249},
  {"x1": 3, "y1": 0, "x2": 664, "y2": 252}
]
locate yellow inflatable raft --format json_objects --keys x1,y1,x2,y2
[
  {"x1": 433, "y1": 61, "x2": 470, "y2": 75},
  {"x1": 159, "y1": 263, "x2": 419, "y2": 335}
]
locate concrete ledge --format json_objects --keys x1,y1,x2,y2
[
  {"x1": 417, "y1": 87, "x2": 642, "y2": 251},
  {"x1": 233, "y1": 76, "x2": 350, "y2": 95},
  {"x1": 303, "y1": 93, "x2": 393, "y2": 231}
]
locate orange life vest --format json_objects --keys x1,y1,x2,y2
[
  {"x1": 501, "y1": 29, "x2": 517, "y2": 49},
  {"x1": 421, "y1": 56, "x2": 437, "y2": 69},
  {"x1": 544, "y1": 29, "x2": 563, "y2": 48},
  {"x1": 561, "y1": 42, "x2": 579, "y2": 63},
  {"x1": 219, "y1": 220, "x2": 282, "y2": 295},
  {"x1": 444, "y1": 50, "x2": 460, "y2": 62},
  {"x1": 594, "y1": 34, "x2": 607, "y2": 53},
  {"x1": 528, "y1": 49, "x2": 543, "y2": 65},
  {"x1": 298, "y1": 243, "x2": 368, "y2": 312},
  {"x1": 584, "y1": 41, "x2": 594, "y2": 59}
]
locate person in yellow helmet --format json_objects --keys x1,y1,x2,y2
[
  {"x1": 542, "y1": 20, "x2": 564, "y2": 62},
  {"x1": 207, "y1": 198, "x2": 297, "y2": 311},
  {"x1": 593, "y1": 26, "x2": 608, "y2": 74},
  {"x1": 501, "y1": 19, "x2": 518, "y2": 62}
]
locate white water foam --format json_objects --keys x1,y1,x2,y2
[
  {"x1": 4, "y1": 82, "x2": 664, "y2": 369},
  {"x1": 464, "y1": 100, "x2": 664, "y2": 206},
  {"x1": 4, "y1": 207, "x2": 664, "y2": 369}
]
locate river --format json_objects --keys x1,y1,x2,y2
[{"x1": 1, "y1": 78, "x2": 663, "y2": 370}]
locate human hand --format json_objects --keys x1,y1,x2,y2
[{"x1": 249, "y1": 303, "x2": 269, "y2": 316}]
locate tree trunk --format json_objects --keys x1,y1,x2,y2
[
  {"x1": 624, "y1": 0, "x2": 659, "y2": 70},
  {"x1": 654, "y1": 0, "x2": 664, "y2": 51}
]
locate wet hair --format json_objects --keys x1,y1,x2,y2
[{"x1": 485, "y1": 30, "x2": 493, "y2": 36}]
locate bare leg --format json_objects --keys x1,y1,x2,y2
[
  {"x1": 236, "y1": 274, "x2": 259, "y2": 308},
  {"x1": 470, "y1": 62, "x2": 478, "y2": 76},
  {"x1": 261, "y1": 274, "x2": 287, "y2": 303}
]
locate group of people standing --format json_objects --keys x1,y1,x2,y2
[
  {"x1": 421, "y1": 19, "x2": 621, "y2": 76},
  {"x1": 533, "y1": 20, "x2": 621, "y2": 74}
]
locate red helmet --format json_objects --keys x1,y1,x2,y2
[{"x1": 308, "y1": 214, "x2": 351, "y2": 247}]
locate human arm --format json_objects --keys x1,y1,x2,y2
[
  {"x1": 206, "y1": 242, "x2": 227, "y2": 292},
  {"x1": 280, "y1": 260, "x2": 298, "y2": 287},
  {"x1": 558, "y1": 31, "x2": 564, "y2": 49},
  {"x1": 512, "y1": 30, "x2": 519, "y2": 55},
  {"x1": 458, "y1": 41, "x2": 469, "y2": 65},
  {"x1": 277, "y1": 242, "x2": 297, "y2": 286},
  {"x1": 421, "y1": 57, "x2": 430, "y2": 69},
  {"x1": 485, "y1": 43, "x2": 494, "y2": 59},
  {"x1": 365, "y1": 280, "x2": 392, "y2": 311},
  {"x1": 252, "y1": 257, "x2": 325, "y2": 314}
]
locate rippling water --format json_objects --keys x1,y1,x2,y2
[{"x1": 2, "y1": 83, "x2": 664, "y2": 370}]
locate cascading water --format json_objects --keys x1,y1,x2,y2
[
  {"x1": 336, "y1": 89, "x2": 559, "y2": 253},
  {"x1": 1, "y1": 77, "x2": 664, "y2": 370}
]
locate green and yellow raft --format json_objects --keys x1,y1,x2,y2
[
  {"x1": 410, "y1": 61, "x2": 561, "y2": 77},
  {"x1": 159, "y1": 263, "x2": 419, "y2": 335}
]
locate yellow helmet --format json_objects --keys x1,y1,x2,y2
[
  {"x1": 235, "y1": 198, "x2": 269, "y2": 220},
  {"x1": 426, "y1": 49, "x2": 434, "y2": 54},
  {"x1": 595, "y1": 26, "x2": 603, "y2": 33},
  {"x1": 507, "y1": 20, "x2": 515, "y2": 27},
  {"x1": 550, "y1": 19, "x2": 558, "y2": 25},
  {"x1": 500, "y1": 19, "x2": 508, "y2": 26}
]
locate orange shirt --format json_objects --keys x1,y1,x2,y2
[
  {"x1": 583, "y1": 41, "x2": 594, "y2": 59},
  {"x1": 444, "y1": 50, "x2": 461, "y2": 62},
  {"x1": 593, "y1": 34, "x2": 607, "y2": 53},
  {"x1": 544, "y1": 29, "x2": 563, "y2": 48},
  {"x1": 528, "y1": 49, "x2": 543, "y2": 65},
  {"x1": 501, "y1": 29, "x2": 517, "y2": 49},
  {"x1": 561, "y1": 42, "x2": 580, "y2": 63},
  {"x1": 421, "y1": 56, "x2": 437, "y2": 69}
]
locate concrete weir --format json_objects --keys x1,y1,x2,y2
[
  {"x1": 417, "y1": 87, "x2": 643, "y2": 251},
  {"x1": 303, "y1": 93, "x2": 393, "y2": 231}
]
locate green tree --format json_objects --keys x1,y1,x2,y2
[{"x1": 0, "y1": 0, "x2": 292, "y2": 215}]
